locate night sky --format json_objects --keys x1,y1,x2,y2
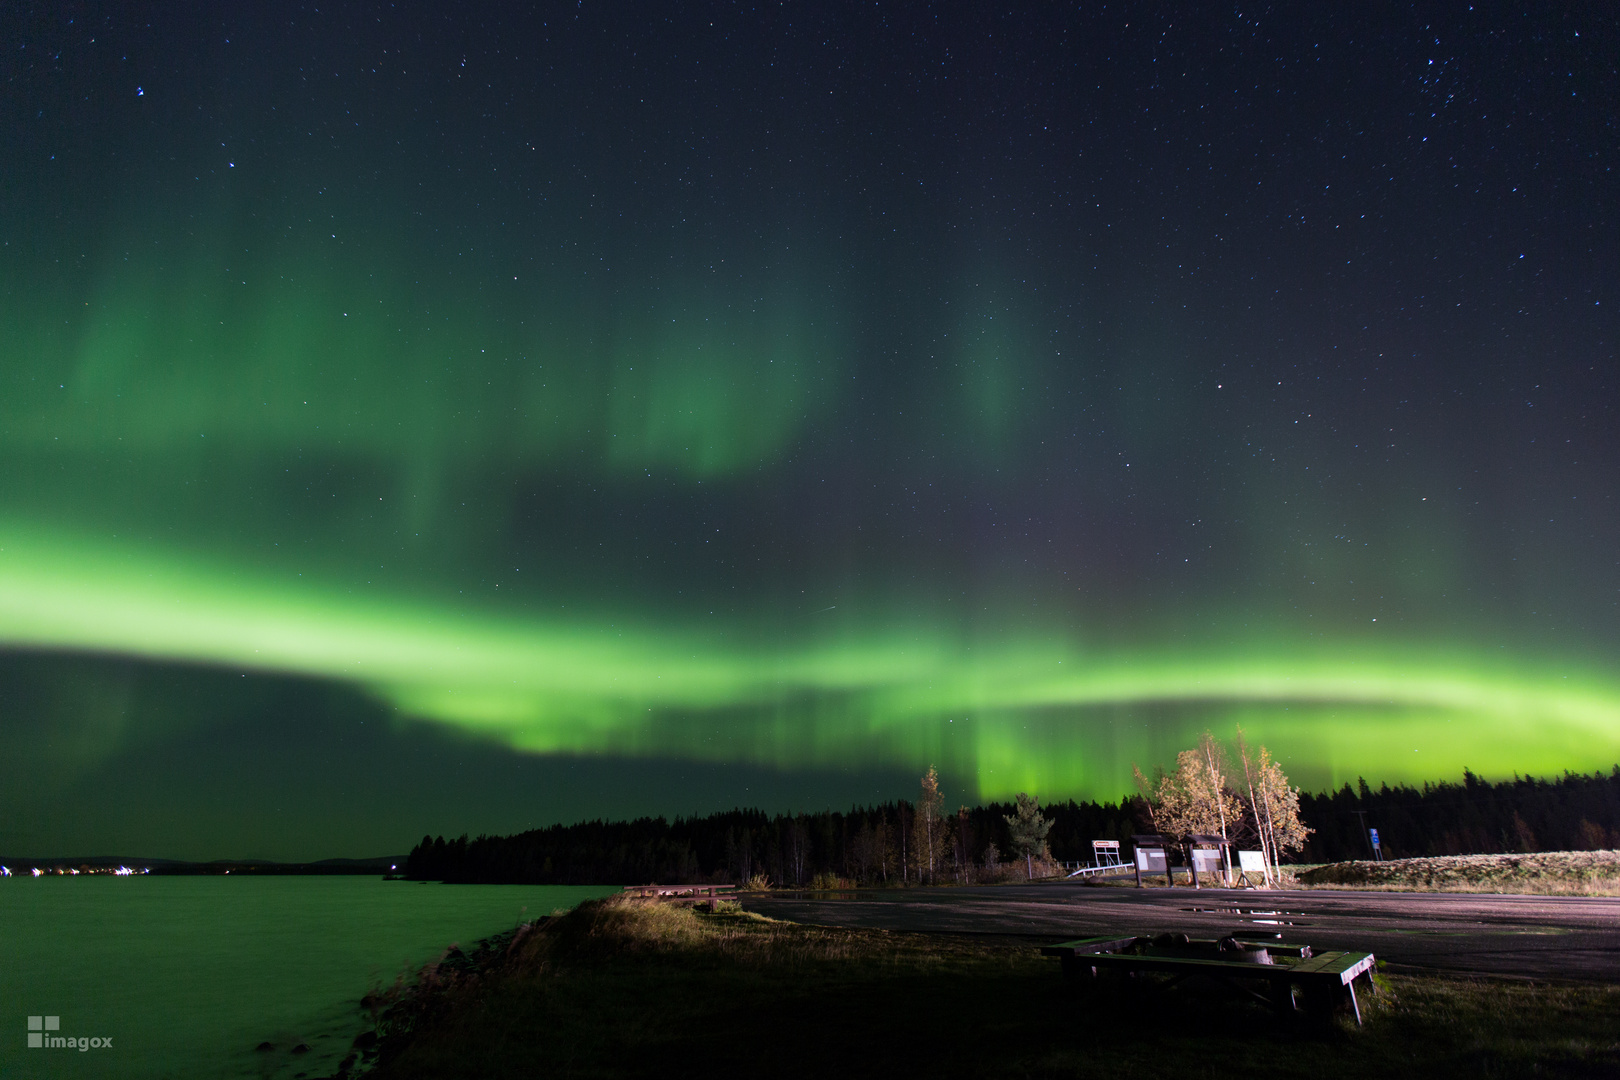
[{"x1": 2, "y1": 3, "x2": 1616, "y2": 860}]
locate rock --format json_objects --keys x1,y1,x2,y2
[
  {"x1": 255, "y1": 1042, "x2": 275, "y2": 1052},
  {"x1": 352, "y1": 1030, "x2": 377, "y2": 1049},
  {"x1": 291, "y1": 1042, "x2": 311, "y2": 1054}
]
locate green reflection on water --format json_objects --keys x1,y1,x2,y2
[{"x1": 0, "y1": 876, "x2": 612, "y2": 1080}]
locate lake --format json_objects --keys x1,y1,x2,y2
[{"x1": 0, "y1": 875, "x2": 614, "y2": 1079}]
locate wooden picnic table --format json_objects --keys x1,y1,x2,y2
[{"x1": 1042, "y1": 934, "x2": 1378, "y2": 1025}]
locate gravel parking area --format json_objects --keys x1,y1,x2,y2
[{"x1": 742, "y1": 882, "x2": 1620, "y2": 981}]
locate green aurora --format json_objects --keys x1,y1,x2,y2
[{"x1": 2, "y1": 522, "x2": 1616, "y2": 801}]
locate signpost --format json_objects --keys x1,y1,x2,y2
[
  {"x1": 1184, "y1": 834, "x2": 1231, "y2": 888},
  {"x1": 1131, "y1": 835, "x2": 1174, "y2": 887},
  {"x1": 1368, "y1": 828, "x2": 1383, "y2": 861}
]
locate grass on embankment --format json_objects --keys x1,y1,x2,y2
[
  {"x1": 366, "y1": 895, "x2": 1620, "y2": 1079},
  {"x1": 1291, "y1": 850, "x2": 1620, "y2": 895}
]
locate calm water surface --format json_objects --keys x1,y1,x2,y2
[{"x1": 0, "y1": 876, "x2": 613, "y2": 1079}]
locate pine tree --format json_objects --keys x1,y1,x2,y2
[{"x1": 1004, "y1": 792, "x2": 1052, "y2": 878}]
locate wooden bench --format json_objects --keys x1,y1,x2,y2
[{"x1": 1042, "y1": 935, "x2": 1378, "y2": 1025}]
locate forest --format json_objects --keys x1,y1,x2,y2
[{"x1": 404, "y1": 765, "x2": 1620, "y2": 885}]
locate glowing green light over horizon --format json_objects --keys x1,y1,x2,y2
[{"x1": 3, "y1": 523, "x2": 1615, "y2": 801}]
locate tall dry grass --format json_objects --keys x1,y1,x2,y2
[{"x1": 522, "y1": 894, "x2": 1014, "y2": 974}]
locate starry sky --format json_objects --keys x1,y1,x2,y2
[{"x1": 1, "y1": 3, "x2": 1616, "y2": 859}]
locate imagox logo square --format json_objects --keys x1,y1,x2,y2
[{"x1": 26, "y1": 1014, "x2": 57, "y2": 1048}]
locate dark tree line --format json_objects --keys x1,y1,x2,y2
[
  {"x1": 405, "y1": 765, "x2": 1620, "y2": 884},
  {"x1": 405, "y1": 797, "x2": 1155, "y2": 885},
  {"x1": 1299, "y1": 766, "x2": 1620, "y2": 862}
]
